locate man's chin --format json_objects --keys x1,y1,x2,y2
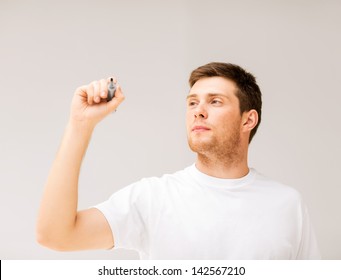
[{"x1": 188, "y1": 139, "x2": 215, "y2": 153}]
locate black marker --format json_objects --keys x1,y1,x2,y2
[{"x1": 107, "y1": 78, "x2": 116, "y2": 101}]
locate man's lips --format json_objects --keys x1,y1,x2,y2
[{"x1": 192, "y1": 126, "x2": 210, "y2": 132}]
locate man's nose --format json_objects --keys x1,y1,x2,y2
[{"x1": 194, "y1": 104, "x2": 208, "y2": 119}]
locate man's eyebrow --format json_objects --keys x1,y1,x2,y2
[
  {"x1": 186, "y1": 93, "x2": 229, "y2": 100},
  {"x1": 186, "y1": 94, "x2": 197, "y2": 100}
]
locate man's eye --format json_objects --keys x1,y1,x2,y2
[
  {"x1": 188, "y1": 101, "x2": 197, "y2": 106},
  {"x1": 212, "y1": 99, "x2": 222, "y2": 104}
]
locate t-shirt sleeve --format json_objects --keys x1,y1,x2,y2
[
  {"x1": 296, "y1": 202, "x2": 321, "y2": 259},
  {"x1": 92, "y1": 179, "x2": 152, "y2": 254}
]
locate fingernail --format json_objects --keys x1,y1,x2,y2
[{"x1": 101, "y1": 91, "x2": 105, "y2": 97}]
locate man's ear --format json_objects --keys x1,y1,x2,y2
[{"x1": 242, "y1": 109, "x2": 258, "y2": 132}]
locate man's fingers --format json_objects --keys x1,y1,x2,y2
[
  {"x1": 99, "y1": 79, "x2": 108, "y2": 99},
  {"x1": 87, "y1": 83, "x2": 95, "y2": 105},
  {"x1": 89, "y1": 80, "x2": 111, "y2": 104},
  {"x1": 93, "y1": 81, "x2": 101, "y2": 103},
  {"x1": 77, "y1": 77, "x2": 122, "y2": 108}
]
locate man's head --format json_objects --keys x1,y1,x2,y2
[{"x1": 186, "y1": 62, "x2": 262, "y2": 161}]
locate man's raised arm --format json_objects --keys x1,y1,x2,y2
[{"x1": 36, "y1": 77, "x2": 125, "y2": 251}]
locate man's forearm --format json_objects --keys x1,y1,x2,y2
[{"x1": 37, "y1": 121, "x2": 94, "y2": 248}]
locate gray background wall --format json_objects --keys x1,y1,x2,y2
[{"x1": 0, "y1": 0, "x2": 340, "y2": 259}]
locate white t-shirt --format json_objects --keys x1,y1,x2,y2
[{"x1": 94, "y1": 164, "x2": 320, "y2": 259}]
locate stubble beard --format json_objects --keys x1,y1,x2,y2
[{"x1": 188, "y1": 125, "x2": 242, "y2": 166}]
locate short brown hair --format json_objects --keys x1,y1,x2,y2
[{"x1": 189, "y1": 62, "x2": 262, "y2": 143}]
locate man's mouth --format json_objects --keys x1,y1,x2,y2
[{"x1": 192, "y1": 126, "x2": 210, "y2": 132}]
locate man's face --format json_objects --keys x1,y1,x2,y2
[{"x1": 186, "y1": 76, "x2": 243, "y2": 158}]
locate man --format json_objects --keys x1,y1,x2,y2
[{"x1": 37, "y1": 62, "x2": 320, "y2": 259}]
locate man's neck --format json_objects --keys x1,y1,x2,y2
[{"x1": 195, "y1": 153, "x2": 249, "y2": 179}]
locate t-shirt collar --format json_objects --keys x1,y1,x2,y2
[{"x1": 188, "y1": 163, "x2": 256, "y2": 189}]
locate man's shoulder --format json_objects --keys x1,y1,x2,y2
[{"x1": 252, "y1": 169, "x2": 303, "y2": 202}]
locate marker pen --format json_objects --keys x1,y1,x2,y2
[{"x1": 107, "y1": 78, "x2": 116, "y2": 101}]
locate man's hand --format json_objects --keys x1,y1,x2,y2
[{"x1": 70, "y1": 77, "x2": 125, "y2": 129}]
